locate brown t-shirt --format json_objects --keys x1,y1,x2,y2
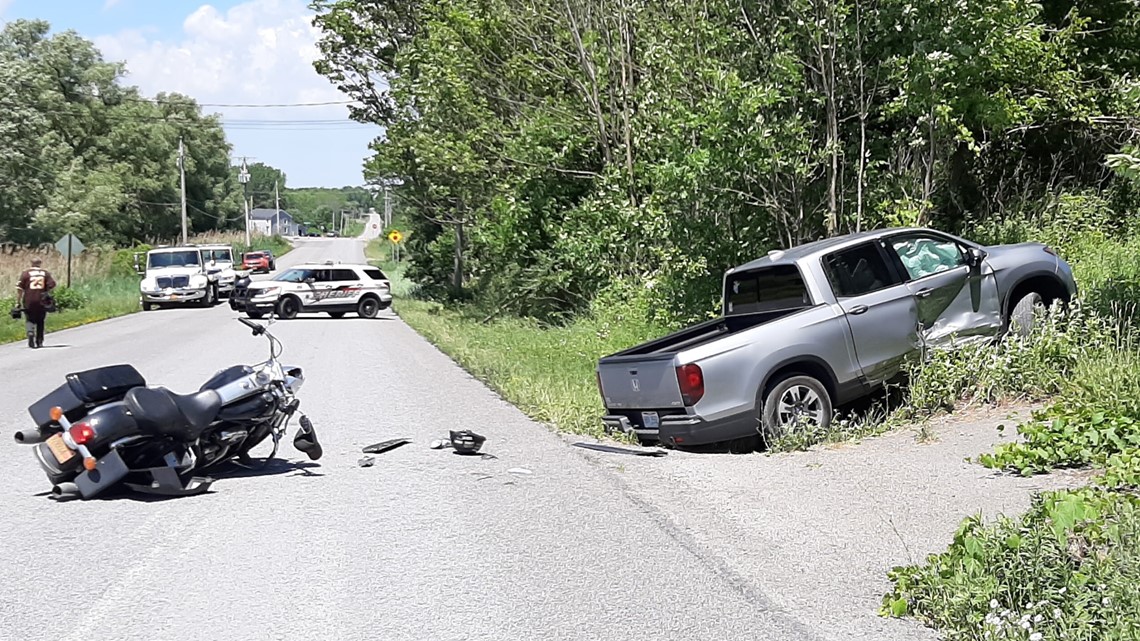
[{"x1": 17, "y1": 268, "x2": 56, "y2": 310}]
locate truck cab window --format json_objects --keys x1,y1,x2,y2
[
  {"x1": 824, "y1": 243, "x2": 898, "y2": 298},
  {"x1": 725, "y1": 265, "x2": 811, "y2": 315}
]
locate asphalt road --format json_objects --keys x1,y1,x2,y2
[{"x1": 1, "y1": 231, "x2": 823, "y2": 641}]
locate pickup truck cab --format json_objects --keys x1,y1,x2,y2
[{"x1": 596, "y1": 227, "x2": 1078, "y2": 450}]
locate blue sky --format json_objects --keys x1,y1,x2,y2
[{"x1": 0, "y1": 0, "x2": 383, "y2": 188}]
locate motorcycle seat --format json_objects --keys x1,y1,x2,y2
[{"x1": 125, "y1": 387, "x2": 223, "y2": 441}]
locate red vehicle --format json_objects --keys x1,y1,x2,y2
[{"x1": 241, "y1": 251, "x2": 274, "y2": 273}]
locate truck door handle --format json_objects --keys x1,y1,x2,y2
[
  {"x1": 916, "y1": 288, "x2": 934, "y2": 298},
  {"x1": 850, "y1": 305, "x2": 868, "y2": 315}
]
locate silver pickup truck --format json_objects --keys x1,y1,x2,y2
[{"x1": 596, "y1": 227, "x2": 1078, "y2": 450}]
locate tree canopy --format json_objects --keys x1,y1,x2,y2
[
  {"x1": 311, "y1": 0, "x2": 1140, "y2": 325},
  {"x1": 0, "y1": 20, "x2": 245, "y2": 248}
]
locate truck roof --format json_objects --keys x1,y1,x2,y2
[{"x1": 731, "y1": 226, "x2": 939, "y2": 273}]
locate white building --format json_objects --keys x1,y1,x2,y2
[{"x1": 249, "y1": 208, "x2": 298, "y2": 237}]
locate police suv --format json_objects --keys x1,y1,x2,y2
[{"x1": 232, "y1": 261, "x2": 393, "y2": 319}]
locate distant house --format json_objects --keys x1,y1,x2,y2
[{"x1": 249, "y1": 208, "x2": 298, "y2": 236}]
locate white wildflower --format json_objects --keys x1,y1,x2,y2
[
  {"x1": 990, "y1": 599, "x2": 1000, "y2": 610},
  {"x1": 1022, "y1": 620, "x2": 1032, "y2": 630},
  {"x1": 1103, "y1": 596, "x2": 1111, "y2": 606},
  {"x1": 1034, "y1": 614, "x2": 1043, "y2": 623},
  {"x1": 1030, "y1": 634, "x2": 1043, "y2": 641},
  {"x1": 1054, "y1": 608, "x2": 1062, "y2": 618}
]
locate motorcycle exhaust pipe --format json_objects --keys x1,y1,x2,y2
[
  {"x1": 14, "y1": 428, "x2": 46, "y2": 444},
  {"x1": 51, "y1": 483, "x2": 81, "y2": 500}
]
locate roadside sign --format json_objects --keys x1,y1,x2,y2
[
  {"x1": 388, "y1": 230, "x2": 403, "y2": 244},
  {"x1": 54, "y1": 233, "x2": 84, "y2": 257},
  {"x1": 54, "y1": 233, "x2": 85, "y2": 288}
]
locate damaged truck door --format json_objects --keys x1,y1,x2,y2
[{"x1": 884, "y1": 231, "x2": 1003, "y2": 347}]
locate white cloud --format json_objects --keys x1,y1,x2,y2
[
  {"x1": 102, "y1": 0, "x2": 124, "y2": 11},
  {"x1": 0, "y1": 0, "x2": 14, "y2": 19},
  {"x1": 95, "y1": 0, "x2": 344, "y2": 115},
  {"x1": 92, "y1": 0, "x2": 379, "y2": 186}
]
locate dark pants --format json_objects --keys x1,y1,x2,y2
[{"x1": 24, "y1": 307, "x2": 45, "y2": 347}]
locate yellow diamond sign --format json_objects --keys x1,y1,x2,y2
[{"x1": 388, "y1": 230, "x2": 404, "y2": 244}]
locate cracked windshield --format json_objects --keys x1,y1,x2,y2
[{"x1": 2, "y1": 1, "x2": 1137, "y2": 640}]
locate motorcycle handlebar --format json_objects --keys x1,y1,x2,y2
[{"x1": 238, "y1": 317, "x2": 266, "y2": 335}]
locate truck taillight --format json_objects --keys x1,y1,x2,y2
[
  {"x1": 676, "y1": 364, "x2": 704, "y2": 406},
  {"x1": 68, "y1": 422, "x2": 94, "y2": 445}
]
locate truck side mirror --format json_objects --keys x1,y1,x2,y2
[{"x1": 967, "y1": 247, "x2": 987, "y2": 267}]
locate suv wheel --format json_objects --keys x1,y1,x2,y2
[
  {"x1": 759, "y1": 374, "x2": 832, "y2": 446},
  {"x1": 201, "y1": 284, "x2": 217, "y2": 307},
  {"x1": 277, "y1": 296, "x2": 300, "y2": 319},
  {"x1": 357, "y1": 297, "x2": 380, "y2": 319}
]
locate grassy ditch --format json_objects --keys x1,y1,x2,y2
[{"x1": 0, "y1": 232, "x2": 292, "y2": 345}]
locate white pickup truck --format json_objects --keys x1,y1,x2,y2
[{"x1": 136, "y1": 245, "x2": 223, "y2": 310}]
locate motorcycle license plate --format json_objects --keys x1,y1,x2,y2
[
  {"x1": 46, "y1": 433, "x2": 76, "y2": 465},
  {"x1": 641, "y1": 412, "x2": 660, "y2": 429}
]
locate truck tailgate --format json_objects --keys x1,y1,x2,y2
[{"x1": 597, "y1": 357, "x2": 682, "y2": 410}]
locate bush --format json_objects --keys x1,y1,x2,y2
[
  {"x1": 883, "y1": 488, "x2": 1140, "y2": 641},
  {"x1": 110, "y1": 245, "x2": 151, "y2": 278},
  {"x1": 50, "y1": 286, "x2": 90, "y2": 311}
]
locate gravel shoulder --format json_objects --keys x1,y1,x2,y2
[{"x1": 563, "y1": 404, "x2": 1092, "y2": 641}]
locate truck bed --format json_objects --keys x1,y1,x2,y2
[{"x1": 599, "y1": 308, "x2": 806, "y2": 363}]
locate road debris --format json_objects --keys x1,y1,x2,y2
[
  {"x1": 362, "y1": 438, "x2": 411, "y2": 454},
  {"x1": 358, "y1": 456, "x2": 376, "y2": 468},
  {"x1": 572, "y1": 442, "x2": 668, "y2": 457},
  {"x1": 449, "y1": 429, "x2": 486, "y2": 455},
  {"x1": 507, "y1": 467, "x2": 532, "y2": 476}
]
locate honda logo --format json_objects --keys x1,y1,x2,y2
[{"x1": 631, "y1": 378, "x2": 640, "y2": 392}]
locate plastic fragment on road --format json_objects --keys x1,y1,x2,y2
[
  {"x1": 449, "y1": 429, "x2": 486, "y2": 455},
  {"x1": 358, "y1": 456, "x2": 375, "y2": 468},
  {"x1": 572, "y1": 442, "x2": 668, "y2": 457},
  {"x1": 362, "y1": 438, "x2": 412, "y2": 454},
  {"x1": 507, "y1": 467, "x2": 532, "y2": 475}
]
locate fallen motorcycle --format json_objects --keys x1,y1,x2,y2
[{"x1": 13, "y1": 317, "x2": 322, "y2": 500}]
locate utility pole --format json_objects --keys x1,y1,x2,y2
[
  {"x1": 383, "y1": 186, "x2": 392, "y2": 228},
  {"x1": 178, "y1": 137, "x2": 188, "y2": 245},
  {"x1": 238, "y1": 158, "x2": 251, "y2": 247},
  {"x1": 274, "y1": 180, "x2": 281, "y2": 237}
]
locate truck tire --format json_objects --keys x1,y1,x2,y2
[
  {"x1": 1010, "y1": 291, "x2": 1044, "y2": 338},
  {"x1": 760, "y1": 374, "x2": 832, "y2": 443}
]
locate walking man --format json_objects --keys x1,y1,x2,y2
[{"x1": 16, "y1": 258, "x2": 56, "y2": 349}]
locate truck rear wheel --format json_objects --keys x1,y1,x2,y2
[{"x1": 760, "y1": 375, "x2": 832, "y2": 444}]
